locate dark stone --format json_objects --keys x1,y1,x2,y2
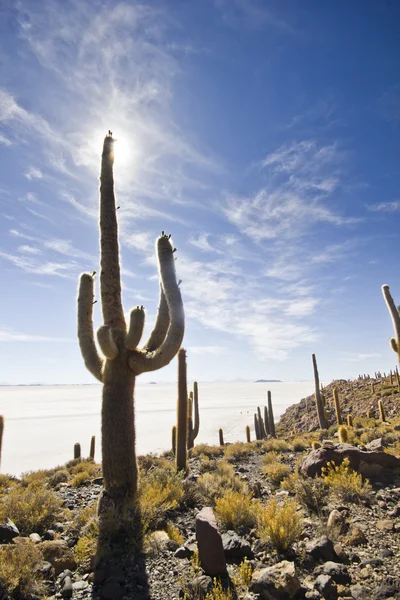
[
  {"x1": 360, "y1": 558, "x2": 383, "y2": 568},
  {"x1": 374, "y1": 577, "x2": 400, "y2": 600},
  {"x1": 0, "y1": 518, "x2": 19, "y2": 543},
  {"x1": 61, "y1": 575, "x2": 73, "y2": 599},
  {"x1": 166, "y1": 539, "x2": 180, "y2": 552},
  {"x1": 93, "y1": 477, "x2": 103, "y2": 485},
  {"x1": 365, "y1": 439, "x2": 386, "y2": 451},
  {"x1": 44, "y1": 530, "x2": 55, "y2": 541},
  {"x1": 195, "y1": 507, "x2": 226, "y2": 576},
  {"x1": 314, "y1": 562, "x2": 351, "y2": 585},
  {"x1": 35, "y1": 561, "x2": 55, "y2": 580},
  {"x1": 314, "y1": 574, "x2": 338, "y2": 600},
  {"x1": 221, "y1": 531, "x2": 253, "y2": 559},
  {"x1": 175, "y1": 546, "x2": 191, "y2": 559},
  {"x1": 306, "y1": 536, "x2": 336, "y2": 562},
  {"x1": 350, "y1": 583, "x2": 370, "y2": 599},
  {"x1": 379, "y1": 549, "x2": 394, "y2": 559}
]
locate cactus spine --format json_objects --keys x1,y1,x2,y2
[
  {"x1": 338, "y1": 425, "x2": 348, "y2": 443},
  {"x1": 176, "y1": 349, "x2": 188, "y2": 471},
  {"x1": 378, "y1": 399, "x2": 386, "y2": 422},
  {"x1": 312, "y1": 354, "x2": 328, "y2": 430},
  {"x1": 89, "y1": 436, "x2": 95, "y2": 461},
  {"x1": 246, "y1": 425, "x2": 251, "y2": 443},
  {"x1": 333, "y1": 388, "x2": 343, "y2": 425},
  {"x1": 0, "y1": 415, "x2": 3, "y2": 468},
  {"x1": 219, "y1": 428, "x2": 224, "y2": 446},
  {"x1": 267, "y1": 391, "x2": 276, "y2": 437},
  {"x1": 347, "y1": 414, "x2": 353, "y2": 427},
  {"x1": 382, "y1": 284, "x2": 400, "y2": 363},
  {"x1": 172, "y1": 426, "x2": 176, "y2": 455},
  {"x1": 74, "y1": 443, "x2": 81, "y2": 460},
  {"x1": 77, "y1": 133, "x2": 184, "y2": 522}
]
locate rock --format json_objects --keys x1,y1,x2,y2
[
  {"x1": 306, "y1": 536, "x2": 336, "y2": 561},
  {"x1": 314, "y1": 562, "x2": 351, "y2": 585},
  {"x1": 101, "y1": 579, "x2": 123, "y2": 599},
  {"x1": 195, "y1": 507, "x2": 226, "y2": 576},
  {"x1": 345, "y1": 527, "x2": 367, "y2": 547},
  {"x1": 376, "y1": 519, "x2": 394, "y2": 532},
  {"x1": 327, "y1": 510, "x2": 347, "y2": 536},
  {"x1": 301, "y1": 443, "x2": 400, "y2": 479},
  {"x1": 61, "y1": 575, "x2": 73, "y2": 599},
  {"x1": 365, "y1": 439, "x2": 386, "y2": 451},
  {"x1": 175, "y1": 546, "x2": 191, "y2": 559},
  {"x1": 44, "y1": 530, "x2": 55, "y2": 541},
  {"x1": 72, "y1": 580, "x2": 88, "y2": 591},
  {"x1": 182, "y1": 575, "x2": 213, "y2": 600},
  {"x1": 373, "y1": 577, "x2": 400, "y2": 600},
  {"x1": 35, "y1": 561, "x2": 55, "y2": 579},
  {"x1": 221, "y1": 531, "x2": 253, "y2": 559},
  {"x1": 359, "y1": 558, "x2": 383, "y2": 568},
  {"x1": 250, "y1": 560, "x2": 301, "y2": 599},
  {"x1": 314, "y1": 574, "x2": 337, "y2": 599},
  {"x1": 0, "y1": 519, "x2": 19, "y2": 543},
  {"x1": 93, "y1": 477, "x2": 103, "y2": 485},
  {"x1": 350, "y1": 583, "x2": 370, "y2": 599},
  {"x1": 29, "y1": 533, "x2": 42, "y2": 543},
  {"x1": 166, "y1": 539, "x2": 180, "y2": 552},
  {"x1": 38, "y1": 540, "x2": 77, "y2": 575},
  {"x1": 379, "y1": 549, "x2": 394, "y2": 559}
]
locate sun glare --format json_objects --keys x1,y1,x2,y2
[{"x1": 114, "y1": 136, "x2": 131, "y2": 165}]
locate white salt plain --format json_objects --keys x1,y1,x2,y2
[{"x1": 0, "y1": 381, "x2": 317, "y2": 476}]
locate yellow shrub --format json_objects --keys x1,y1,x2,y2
[
  {"x1": 205, "y1": 579, "x2": 234, "y2": 600},
  {"x1": 224, "y1": 442, "x2": 253, "y2": 462},
  {"x1": 257, "y1": 498, "x2": 303, "y2": 553},
  {"x1": 236, "y1": 558, "x2": 253, "y2": 587},
  {"x1": 165, "y1": 522, "x2": 184, "y2": 545},
  {"x1": 262, "y1": 451, "x2": 279, "y2": 465},
  {"x1": 262, "y1": 439, "x2": 291, "y2": 453},
  {"x1": 21, "y1": 470, "x2": 49, "y2": 487},
  {"x1": 74, "y1": 501, "x2": 97, "y2": 531},
  {"x1": 191, "y1": 444, "x2": 224, "y2": 458},
  {"x1": 263, "y1": 462, "x2": 291, "y2": 486},
  {"x1": 139, "y1": 468, "x2": 184, "y2": 533},
  {"x1": 197, "y1": 461, "x2": 248, "y2": 505},
  {"x1": 0, "y1": 483, "x2": 64, "y2": 535},
  {"x1": 73, "y1": 535, "x2": 97, "y2": 566},
  {"x1": 321, "y1": 458, "x2": 371, "y2": 502},
  {"x1": 70, "y1": 460, "x2": 101, "y2": 478},
  {"x1": 0, "y1": 544, "x2": 43, "y2": 597},
  {"x1": 291, "y1": 438, "x2": 308, "y2": 452},
  {"x1": 215, "y1": 490, "x2": 259, "y2": 530},
  {"x1": 70, "y1": 471, "x2": 92, "y2": 487},
  {"x1": 281, "y1": 472, "x2": 328, "y2": 514}
]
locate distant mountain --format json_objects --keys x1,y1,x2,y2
[{"x1": 255, "y1": 379, "x2": 282, "y2": 383}]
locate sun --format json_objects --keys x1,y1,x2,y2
[{"x1": 113, "y1": 135, "x2": 131, "y2": 166}]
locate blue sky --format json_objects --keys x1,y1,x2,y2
[{"x1": 0, "y1": 0, "x2": 399, "y2": 384}]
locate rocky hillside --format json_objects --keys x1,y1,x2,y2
[{"x1": 277, "y1": 375, "x2": 400, "y2": 437}]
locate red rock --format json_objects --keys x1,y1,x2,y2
[{"x1": 195, "y1": 507, "x2": 226, "y2": 576}]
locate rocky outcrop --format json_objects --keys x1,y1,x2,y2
[
  {"x1": 195, "y1": 507, "x2": 226, "y2": 576},
  {"x1": 250, "y1": 560, "x2": 301, "y2": 599}
]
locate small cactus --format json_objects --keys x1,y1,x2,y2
[
  {"x1": 338, "y1": 425, "x2": 348, "y2": 443},
  {"x1": 367, "y1": 409, "x2": 373, "y2": 419},
  {"x1": 311, "y1": 440, "x2": 321, "y2": 450},
  {"x1": 312, "y1": 354, "x2": 328, "y2": 430},
  {"x1": 333, "y1": 388, "x2": 343, "y2": 425},
  {"x1": 172, "y1": 425, "x2": 176, "y2": 455},
  {"x1": 176, "y1": 348, "x2": 188, "y2": 472},
  {"x1": 245, "y1": 425, "x2": 251, "y2": 443},
  {"x1": 378, "y1": 399, "x2": 386, "y2": 422},
  {"x1": 347, "y1": 414, "x2": 353, "y2": 428},
  {"x1": 0, "y1": 415, "x2": 3, "y2": 469},
  {"x1": 371, "y1": 382, "x2": 375, "y2": 393},
  {"x1": 219, "y1": 428, "x2": 224, "y2": 446},
  {"x1": 89, "y1": 436, "x2": 95, "y2": 460},
  {"x1": 74, "y1": 443, "x2": 81, "y2": 460}
]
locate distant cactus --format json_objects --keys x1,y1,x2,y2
[
  {"x1": 333, "y1": 388, "x2": 343, "y2": 425},
  {"x1": 187, "y1": 416, "x2": 194, "y2": 450},
  {"x1": 172, "y1": 426, "x2": 176, "y2": 455},
  {"x1": 347, "y1": 414, "x2": 353, "y2": 428},
  {"x1": 390, "y1": 372, "x2": 394, "y2": 385},
  {"x1": 379, "y1": 399, "x2": 386, "y2": 422},
  {"x1": 219, "y1": 428, "x2": 224, "y2": 446},
  {"x1": 0, "y1": 415, "x2": 3, "y2": 468},
  {"x1": 191, "y1": 381, "x2": 200, "y2": 447},
  {"x1": 176, "y1": 348, "x2": 188, "y2": 472},
  {"x1": 367, "y1": 409, "x2": 373, "y2": 419},
  {"x1": 257, "y1": 406, "x2": 267, "y2": 439},
  {"x1": 264, "y1": 405, "x2": 270, "y2": 435},
  {"x1": 311, "y1": 440, "x2": 321, "y2": 450},
  {"x1": 74, "y1": 443, "x2": 81, "y2": 460},
  {"x1": 338, "y1": 425, "x2": 348, "y2": 443},
  {"x1": 371, "y1": 382, "x2": 375, "y2": 393},
  {"x1": 267, "y1": 391, "x2": 276, "y2": 437},
  {"x1": 382, "y1": 284, "x2": 400, "y2": 363},
  {"x1": 254, "y1": 413, "x2": 261, "y2": 440},
  {"x1": 312, "y1": 354, "x2": 328, "y2": 430},
  {"x1": 246, "y1": 425, "x2": 251, "y2": 443},
  {"x1": 89, "y1": 436, "x2": 95, "y2": 460}
]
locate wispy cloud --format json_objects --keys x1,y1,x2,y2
[
  {"x1": 188, "y1": 345, "x2": 227, "y2": 355},
  {"x1": 189, "y1": 233, "x2": 222, "y2": 254},
  {"x1": 0, "y1": 249, "x2": 78, "y2": 278},
  {"x1": 0, "y1": 133, "x2": 11, "y2": 146},
  {"x1": 25, "y1": 167, "x2": 43, "y2": 180},
  {"x1": 0, "y1": 329, "x2": 73, "y2": 342},
  {"x1": 367, "y1": 201, "x2": 400, "y2": 213},
  {"x1": 18, "y1": 245, "x2": 42, "y2": 255},
  {"x1": 340, "y1": 352, "x2": 381, "y2": 363}
]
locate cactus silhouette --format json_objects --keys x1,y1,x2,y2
[
  {"x1": 312, "y1": 354, "x2": 328, "y2": 430},
  {"x1": 219, "y1": 428, "x2": 224, "y2": 446},
  {"x1": 333, "y1": 388, "x2": 343, "y2": 425},
  {"x1": 378, "y1": 399, "x2": 386, "y2": 422},
  {"x1": 264, "y1": 405, "x2": 270, "y2": 435},
  {"x1": 254, "y1": 413, "x2": 261, "y2": 440},
  {"x1": 257, "y1": 406, "x2": 266, "y2": 439},
  {"x1": 338, "y1": 425, "x2": 348, "y2": 443},
  {"x1": 382, "y1": 284, "x2": 400, "y2": 363},
  {"x1": 89, "y1": 436, "x2": 95, "y2": 461},
  {"x1": 246, "y1": 425, "x2": 251, "y2": 443},
  {"x1": 74, "y1": 443, "x2": 81, "y2": 460},
  {"x1": 176, "y1": 349, "x2": 188, "y2": 471},
  {"x1": 172, "y1": 426, "x2": 177, "y2": 455},
  {"x1": 0, "y1": 415, "x2": 3, "y2": 469},
  {"x1": 77, "y1": 133, "x2": 184, "y2": 521},
  {"x1": 267, "y1": 391, "x2": 276, "y2": 437}
]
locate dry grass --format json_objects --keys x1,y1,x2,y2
[
  {"x1": 139, "y1": 466, "x2": 184, "y2": 533},
  {"x1": 223, "y1": 442, "x2": 254, "y2": 462},
  {"x1": 257, "y1": 497, "x2": 303, "y2": 553},
  {"x1": 0, "y1": 544, "x2": 44, "y2": 597},
  {"x1": 281, "y1": 471, "x2": 329, "y2": 514},
  {"x1": 73, "y1": 535, "x2": 98, "y2": 567},
  {"x1": 262, "y1": 439, "x2": 291, "y2": 453},
  {"x1": 321, "y1": 458, "x2": 371, "y2": 502},
  {"x1": 190, "y1": 444, "x2": 224, "y2": 458},
  {"x1": 196, "y1": 461, "x2": 248, "y2": 505},
  {"x1": 263, "y1": 462, "x2": 291, "y2": 486},
  {"x1": 215, "y1": 490, "x2": 259, "y2": 530},
  {"x1": 165, "y1": 522, "x2": 184, "y2": 545}
]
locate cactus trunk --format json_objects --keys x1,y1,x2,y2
[
  {"x1": 246, "y1": 425, "x2": 251, "y2": 443},
  {"x1": 219, "y1": 428, "x2": 224, "y2": 446},
  {"x1": 267, "y1": 391, "x2": 276, "y2": 437},
  {"x1": 89, "y1": 436, "x2": 96, "y2": 461},
  {"x1": 312, "y1": 354, "x2": 328, "y2": 430},
  {"x1": 254, "y1": 413, "x2": 260, "y2": 440},
  {"x1": 74, "y1": 443, "x2": 81, "y2": 460},
  {"x1": 333, "y1": 388, "x2": 342, "y2": 425},
  {"x1": 378, "y1": 399, "x2": 386, "y2": 422},
  {"x1": 257, "y1": 406, "x2": 266, "y2": 439},
  {"x1": 176, "y1": 349, "x2": 188, "y2": 471},
  {"x1": 264, "y1": 405, "x2": 270, "y2": 435}
]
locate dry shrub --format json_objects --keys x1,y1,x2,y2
[
  {"x1": 70, "y1": 471, "x2": 92, "y2": 487},
  {"x1": 139, "y1": 467, "x2": 184, "y2": 533},
  {"x1": 262, "y1": 451, "x2": 279, "y2": 465},
  {"x1": 291, "y1": 438, "x2": 308, "y2": 452},
  {"x1": 0, "y1": 474, "x2": 18, "y2": 491},
  {"x1": 20, "y1": 469, "x2": 49, "y2": 487},
  {"x1": 69, "y1": 459, "x2": 101, "y2": 478},
  {"x1": 0, "y1": 482, "x2": 64, "y2": 535},
  {"x1": 0, "y1": 544, "x2": 44, "y2": 597},
  {"x1": 281, "y1": 472, "x2": 328, "y2": 514},
  {"x1": 263, "y1": 462, "x2": 291, "y2": 486},
  {"x1": 73, "y1": 535, "x2": 97, "y2": 567},
  {"x1": 49, "y1": 468, "x2": 70, "y2": 487},
  {"x1": 74, "y1": 501, "x2": 98, "y2": 531},
  {"x1": 196, "y1": 461, "x2": 248, "y2": 505},
  {"x1": 257, "y1": 498, "x2": 303, "y2": 553},
  {"x1": 215, "y1": 490, "x2": 259, "y2": 531},
  {"x1": 262, "y1": 439, "x2": 291, "y2": 453},
  {"x1": 191, "y1": 444, "x2": 224, "y2": 458},
  {"x1": 165, "y1": 522, "x2": 184, "y2": 545},
  {"x1": 223, "y1": 442, "x2": 253, "y2": 462},
  {"x1": 138, "y1": 454, "x2": 172, "y2": 473},
  {"x1": 321, "y1": 458, "x2": 371, "y2": 502},
  {"x1": 197, "y1": 454, "x2": 218, "y2": 473},
  {"x1": 205, "y1": 579, "x2": 234, "y2": 600}
]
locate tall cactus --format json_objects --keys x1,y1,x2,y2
[
  {"x1": 264, "y1": 405, "x2": 270, "y2": 435},
  {"x1": 176, "y1": 349, "x2": 188, "y2": 471},
  {"x1": 312, "y1": 354, "x2": 328, "y2": 430},
  {"x1": 257, "y1": 406, "x2": 267, "y2": 439},
  {"x1": 254, "y1": 413, "x2": 261, "y2": 440},
  {"x1": 382, "y1": 284, "x2": 400, "y2": 363},
  {"x1": 77, "y1": 133, "x2": 184, "y2": 520},
  {"x1": 378, "y1": 399, "x2": 386, "y2": 423},
  {"x1": 89, "y1": 436, "x2": 96, "y2": 461},
  {"x1": 219, "y1": 428, "x2": 224, "y2": 446},
  {"x1": 0, "y1": 415, "x2": 3, "y2": 469},
  {"x1": 267, "y1": 391, "x2": 276, "y2": 437},
  {"x1": 332, "y1": 388, "x2": 343, "y2": 425},
  {"x1": 74, "y1": 443, "x2": 81, "y2": 460},
  {"x1": 188, "y1": 382, "x2": 200, "y2": 449}
]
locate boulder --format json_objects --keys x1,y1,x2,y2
[
  {"x1": 305, "y1": 536, "x2": 336, "y2": 562},
  {"x1": 314, "y1": 574, "x2": 337, "y2": 600},
  {"x1": 327, "y1": 510, "x2": 347, "y2": 536},
  {"x1": 300, "y1": 443, "x2": 400, "y2": 479},
  {"x1": 250, "y1": 560, "x2": 301, "y2": 599},
  {"x1": 195, "y1": 507, "x2": 226, "y2": 576},
  {"x1": 0, "y1": 519, "x2": 19, "y2": 543},
  {"x1": 221, "y1": 531, "x2": 253, "y2": 559},
  {"x1": 38, "y1": 540, "x2": 76, "y2": 575},
  {"x1": 313, "y1": 562, "x2": 351, "y2": 585},
  {"x1": 365, "y1": 438, "x2": 386, "y2": 452}
]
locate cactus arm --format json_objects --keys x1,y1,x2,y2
[
  {"x1": 99, "y1": 133, "x2": 125, "y2": 330},
  {"x1": 382, "y1": 284, "x2": 400, "y2": 359},
  {"x1": 77, "y1": 273, "x2": 104, "y2": 382},
  {"x1": 312, "y1": 353, "x2": 328, "y2": 430},
  {"x1": 126, "y1": 307, "x2": 145, "y2": 350},
  {"x1": 142, "y1": 286, "x2": 169, "y2": 351},
  {"x1": 192, "y1": 382, "x2": 200, "y2": 441},
  {"x1": 128, "y1": 235, "x2": 184, "y2": 374},
  {"x1": 97, "y1": 325, "x2": 119, "y2": 359}
]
